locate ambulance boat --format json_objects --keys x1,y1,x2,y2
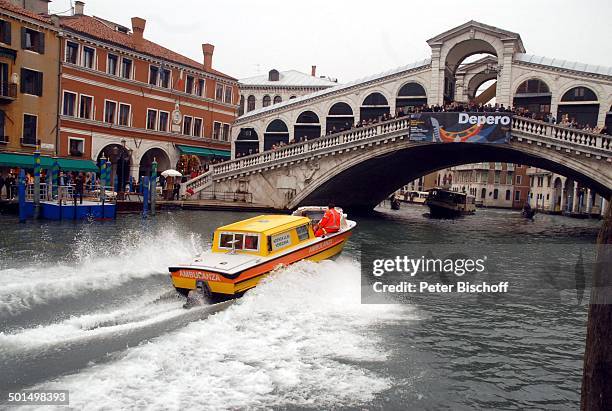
[{"x1": 169, "y1": 206, "x2": 356, "y2": 300}]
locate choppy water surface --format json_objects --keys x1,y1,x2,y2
[{"x1": 0, "y1": 205, "x2": 601, "y2": 410}]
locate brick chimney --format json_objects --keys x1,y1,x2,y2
[
  {"x1": 131, "y1": 17, "x2": 146, "y2": 45},
  {"x1": 74, "y1": 1, "x2": 85, "y2": 15},
  {"x1": 202, "y1": 43, "x2": 214, "y2": 71},
  {"x1": 311, "y1": 65, "x2": 316, "y2": 77}
]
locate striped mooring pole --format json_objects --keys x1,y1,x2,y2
[
  {"x1": 150, "y1": 158, "x2": 157, "y2": 216},
  {"x1": 52, "y1": 157, "x2": 59, "y2": 200},
  {"x1": 33, "y1": 147, "x2": 41, "y2": 219},
  {"x1": 100, "y1": 154, "x2": 107, "y2": 202},
  {"x1": 142, "y1": 176, "x2": 149, "y2": 217},
  {"x1": 18, "y1": 169, "x2": 26, "y2": 223},
  {"x1": 105, "y1": 159, "x2": 112, "y2": 197}
]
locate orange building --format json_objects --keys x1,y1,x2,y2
[{"x1": 57, "y1": 2, "x2": 238, "y2": 188}]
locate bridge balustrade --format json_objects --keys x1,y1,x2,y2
[{"x1": 182, "y1": 115, "x2": 611, "y2": 198}]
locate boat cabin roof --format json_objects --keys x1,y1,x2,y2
[{"x1": 217, "y1": 214, "x2": 310, "y2": 235}]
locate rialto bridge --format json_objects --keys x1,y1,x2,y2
[{"x1": 181, "y1": 21, "x2": 612, "y2": 210}]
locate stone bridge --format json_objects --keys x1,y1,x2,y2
[{"x1": 183, "y1": 116, "x2": 612, "y2": 211}]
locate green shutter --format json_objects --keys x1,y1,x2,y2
[{"x1": 2, "y1": 21, "x2": 11, "y2": 45}]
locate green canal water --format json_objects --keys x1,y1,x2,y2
[{"x1": 0, "y1": 205, "x2": 602, "y2": 409}]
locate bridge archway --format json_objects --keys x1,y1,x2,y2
[
  {"x1": 360, "y1": 92, "x2": 390, "y2": 122},
  {"x1": 291, "y1": 142, "x2": 610, "y2": 211},
  {"x1": 294, "y1": 111, "x2": 321, "y2": 142},
  {"x1": 557, "y1": 86, "x2": 600, "y2": 127},
  {"x1": 264, "y1": 119, "x2": 289, "y2": 150},
  {"x1": 235, "y1": 127, "x2": 259, "y2": 157},
  {"x1": 513, "y1": 79, "x2": 552, "y2": 118},
  {"x1": 468, "y1": 74, "x2": 497, "y2": 103},
  {"x1": 326, "y1": 102, "x2": 354, "y2": 133},
  {"x1": 395, "y1": 82, "x2": 427, "y2": 112},
  {"x1": 443, "y1": 39, "x2": 500, "y2": 104}
]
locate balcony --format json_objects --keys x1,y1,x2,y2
[{"x1": 0, "y1": 82, "x2": 17, "y2": 103}]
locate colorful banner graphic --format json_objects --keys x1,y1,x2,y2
[{"x1": 408, "y1": 112, "x2": 512, "y2": 144}]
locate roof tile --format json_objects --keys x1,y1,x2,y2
[{"x1": 0, "y1": 0, "x2": 52, "y2": 24}]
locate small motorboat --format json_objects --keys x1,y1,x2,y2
[
  {"x1": 425, "y1": 188, "x2": 476, "y2": 218},
  {"x1": 169, "y1": 206, "x2": 356, "y2": 301}
]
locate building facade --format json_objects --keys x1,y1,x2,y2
[
  {"x1": 57, "y1": 1, "x2": 239, "y2": 188},
  {"x1": 447, "y1": 162, "x2": 516, "y2": 208},
  {"x1": 0, "y1": 0, "x2": 59, "y2": 159}
]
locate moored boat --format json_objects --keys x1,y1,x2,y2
[
  {"x1": 425, "y1": 188, "x2": 476, "y2": 218},
  {"x1": 169, "y1": 206, "x2": 356, "y2": 301}
]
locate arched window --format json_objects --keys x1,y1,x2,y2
[
  {"x1": 264, "y1": 119, "x2": 289, "y2": 151},
  {"x1": 513, "y1": 79, "x2": 552, "y2": 117},
  {"x1": 558, "y1": 86, "x2": 600, "y2": 127},
  {"x1": 396, "y1": 82, "x2": 427, "y2": 111},
  {"x1": 238, "y1": 95, "x2": 245, "y2": 116},
  {"x1": 262, "y1": 95, "x2": 271, "y2": 107},
  {"x1": 273, "y1": 95, "x2": 282, "y2": 104},
  {"x1": 247, "y1": 95, "x2": 256, "y2": 112},
  {"x1": 561, "y1": 86, "x2": 597, "y2": 102},
  {"x1": 295, "y1": 111, "x2": 321, "y2": 142},
  {"x1": 235, "y1": 128, "x2": 259, "y2": 157},
  {"x1": 289, "y1": 95, "x2": 296, "y2": 99},
  {"x1": 326, "y1": 102, "x2": 354, "y2": 134},
  {"x1": 515, "y1": 79, "x2": 550, "y2": 94},
  {"x1": 361, "y1": 92, "x2": 390, "y2": 122}
]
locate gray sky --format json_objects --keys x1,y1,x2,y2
[{"x1": 50, "y1": 0, "x2": 612, "y2": 82}]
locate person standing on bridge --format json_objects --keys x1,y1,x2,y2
[{"x1": 314, "y1": 203, "x2": 341, "y2": 237}]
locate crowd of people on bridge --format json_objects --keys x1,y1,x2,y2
[{"x1": 233, "y1": 101, "x2": 610, "y2": 158}]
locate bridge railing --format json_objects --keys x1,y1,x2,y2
[
  {"x1": 182, "y1": 115, "x2": 612, "y2": 197},
  {"x1": 512, "y1": 117, "x2": 612, "y2": 152}
]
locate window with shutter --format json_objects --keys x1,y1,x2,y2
[
  {"x1": 20, "y1": 68, "x2": 42, "y2": 96},
  {"x1": 22, "y1": 28, "x2": 44, "y2": 54},
  {"x1": 0, "y1": 20, "x2": 10, "y2": 45}
]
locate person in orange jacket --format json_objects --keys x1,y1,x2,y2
[{"x1": 314, "y1": 203, "x2": 341, "y2": 237}]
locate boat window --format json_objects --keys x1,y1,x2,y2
[
  {"x1": 296, "y1": 224, "x2": 310, "y2": 241},
  {"x1": 234, "y1": 234, "x2": 244, "y2": 250},
  {"x1": 244, "y1": 234, "x2": 259, "y2": 251},
  {"x1": 220, "y1": 233, "x2": 234, "y2": 248}
]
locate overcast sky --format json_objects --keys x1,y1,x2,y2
[{"x1": 50, "y1": 0, "x2": 612, "y2": 82}]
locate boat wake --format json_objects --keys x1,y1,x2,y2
[
  {"x1": 30, "y1": 258, "x2": 416, "y2": 410},
  {"x1": 0, "y1": 228, "x2": 204, "y2": 318}
]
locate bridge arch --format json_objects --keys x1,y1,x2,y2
[
  {"x1": 264, "y1": 119, "x2": 290, "y2": 150},
  {"x1": 290, "y1": 142, "x2": 611, "y2": 211},
  {"x1": 360, "y1": 91, "x2": 390, "y2": 122},
  {"x1": 467, "y1": 73, "x2": 497, "y2": 102},
  {"x1": 557, "y1": 84, "x2": 600, "y2": 127},
  {"x1": 513, "y1": 78, "x2": 552, "y2": 118},
  {"x1": 395, "y1": 81, "x2": 427, "y2": 111},
  {"x1": 326, "y1": 101, "x2": 354, "y2": 134},
  {"x1": 235, "y1": 127, "x2": 259, "y2": 157},
  {"x1": 294, "y1": 110, "x2": 322, "y2": 142}
]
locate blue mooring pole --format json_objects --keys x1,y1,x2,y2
[
  {"x1": 150, "y1": 159, "x2": 157, "y2": 216},
  {"x1": 142, "y1": 176, "x2": 149, "y2": 218},
  {"x1": 100, "y1": 155, "x2": 107, "y2": 202},
  {"x1": 18, "y1": 169, "x2": 26, "y2": 223},
  {"x1": 33, "y1": 148, "x2": 41, "y2": 219},
  {"x1": 52, "y1": 158, "x2": 59, "y2": 200}
]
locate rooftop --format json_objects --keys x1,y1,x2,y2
[
  {"x1": 0, "y1": 0, "x2": 52, "y2": 24},
  {"x1": 514, "y1": 53, "x2": 612, "y2": 77},
  {"x1": 237, "y1": 58, "x2": 431, "y2": 122},
  {"x1": 240, "y1": 69, "x2": 337, "y2": 87},
  {"x1": 58, "y1": 14, "x2": 237, "y2": 81}
]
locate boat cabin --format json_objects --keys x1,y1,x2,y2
[{"x1": 212, "y1": 214, "x2": 315, "y2": 257}]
